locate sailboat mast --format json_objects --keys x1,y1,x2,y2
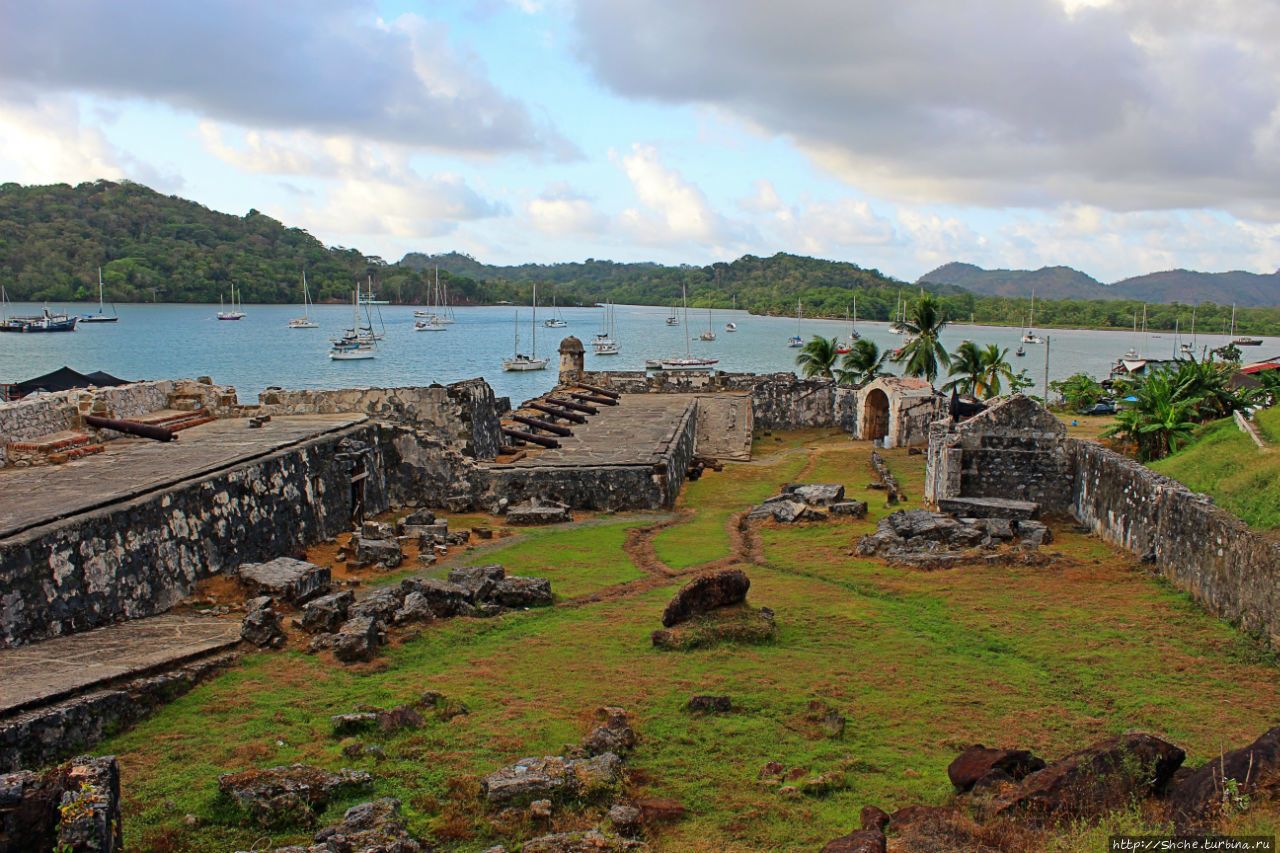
[{"x1": 532, "y1": 283, "x2": 537, "y2": 358}]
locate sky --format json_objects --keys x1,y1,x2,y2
[{"x1": 2, "y1": 0, "x2": 1280, "y2": 284}]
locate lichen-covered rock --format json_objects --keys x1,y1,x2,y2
[
  {"x1": 238, "y1": 557, "x2": 331, "y2": 604},
  {"x1": 56, "y1": 756, "x2": 123, "y2": 853},
  {"x1": 332, "y1": 617, "x2": 383, "y2": 663},
  {"x1": 481, "y1": 753, "x2": 622, "y2": 805},
  {"x1": 400, "y1": 577, "x2": 474, "y2": 617},
  {"x1": 241, "y1": 601, "x2": 286, "y2": 649},
  {"x1": 581, "y1": 707, "x2": 636, "y2": 757},
  {"x1": 609, "y1": 803, "x2": 642, "y2": 836},
  {"x1": 520, "y1": 829, "x2": 650, "y2": 853},
  {"x1": 830, "y1": 501, "x2": 868, "y2": 518},
  {"x1": 217, "y1": 764, "x2": 372, "y2": 828},
  {"x1": 490, "y1": 576, "x2": 554, "y2": 608},
  {"x1": 393, "y1": 591, "x2": 435, "y2": 624},
  {"x1": 300, "y1": 590, "x2": 354, "y2": 634},
  {"x1": 505, "y1": 501, "x2": 573, "y2": 526},
  {"x1": 348, "y1": 590, "x2": 404, "y2": 624},
  {"x1": 233, "y1": 797, "x2": 431, "y2": 853},
  {"x1": 792, "y1": 484, "x2": 845, "y2": 506},
  {"x1": 660, "y1": 568, "x2": 751, "y2": 627}
]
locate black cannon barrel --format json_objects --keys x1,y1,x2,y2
[
  {"x1": 569, "y1": 392, "x2": 617, "y2": 407},
  {"x1": 501, "y1": 426, "x2": 560, "y2": 448},
  {"x1": 84, "y1": 414, "x2": 176, "y2": 442},
  {"x1": 575, "y1": 382, "x2": 620, "y2": 399},
  {"x1": 547, "y1": 397, "x2": 598, "y2": 415},
  {"x1": 528, "y1": 401, "x2": 587, "y2": 424},
  {"x1": 512, "y1": 414, "x2": 572, "y2": 437}
]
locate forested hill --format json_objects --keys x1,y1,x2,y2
[
  {"x1": 0, "y1": 180, "x2": 505, "y2": 306},
  {"x1": 919, "y1": 261, "x2": 1280, "y2": 308}
]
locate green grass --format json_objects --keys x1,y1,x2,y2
[
  {"x1": 101, "y1": 431, "x2": 1280, "y2": 852},
  {"x1": 1150, "y1": 414, "x2": 1280, "y2": 529}
]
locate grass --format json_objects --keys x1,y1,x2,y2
[
  {"x1": 1150, "y1": 414, "x2": 1280, "y2": 530},
  {"x1": 100, "y1": 431, "x2": 1280, "y2": 852}
]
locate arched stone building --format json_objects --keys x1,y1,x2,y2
[{"x1": 852, "y1": 376, "x2": 939, "y2": 447}]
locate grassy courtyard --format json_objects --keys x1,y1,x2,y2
[{"x1": 103, "y1": 430, "x2": 1280, "y2": 852}]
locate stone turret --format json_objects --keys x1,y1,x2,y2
[{"x1": 558, "y1": 336, "x2": 584, "y2": 383}]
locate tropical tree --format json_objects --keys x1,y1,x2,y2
[
  {"x1": 891, "y1": 295, "x2": 950, "y2": 382},
  {"x1": 1050, "y1": 372, "x2": 1105, "y2": 410},
  {"x1": 835, "y1": 338, "x2": 891, "y2": 386},
  {"x1": 1103, "y1": 371, "x2": 1199, "y2": 461},
  {"x1": 795, "y1": 335, "x2": 841, "y2": 378},
  {"x1": 941, "y1": 341, "x2": 985, "y2": 396}
]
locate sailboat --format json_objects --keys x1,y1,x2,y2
[
  {"x1": 654, "y1": 282, "x2": 718, "y2": 370},
  {"x1": 288, "y1": 271, "x2": 319, "y2": 328},
  {"x1": 787, "y1": 299, "x2": 803, "y2": 348},
  {"x1": 835, "y1": 298, "x2": 860, "y2": 353},
  {"x1": 592, "y1": 301, "x2": 620, "y2": 355},
  {"x1": 80, "y1": 268, "x2": 119, "y2": 323},
  {"x1": 1230, "y1": 304, "x2": 1263, "y2": 346},
  {"x1": 666, "y1": 304, "x2": 679, "y2": 326},
  {"x1": 217, "y1": 285, "x2": 245, "y2": 320},
  {"x1": 725, "y1": 295, "x2": 737, "y2": 331},
  {"x1": 329, "y1": 290, "x2": 376, "y2": 359},
  {"x1": 697, "y1": 302, "x2": 716, "y2": 341},
  {"x1": 543, "y1": 287, "x2": 568, "y2": 328},
  {"x1": 890, "y1": 291, "x2": 907, "y2": 334},
  {"x1": 503, "y1": 283, "x2": 549, "y2": 371},
  {"x1": 1021, "y1": 292, "x2": 1045, "y2": 344}
]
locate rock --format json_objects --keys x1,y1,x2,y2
[
  {"x1": 936, "y1": 496, "x2": 1039, "y2": 520},
  {"x1": 332, "y1": 617, "x2": 383, "y2": 663},
  {"x1": 792, "y1": 484, "x2": 846, "y2": 506},
  {"x1": 1169, "y1": 726, "x2": 1280, "y2": 825},
  {"x1": 687, "y1": 695, "x2": 732, "y2": 713},
  {"x1": 416, "y1": 690, "x2": 469, "y2": 720},
  {"x1": 769, "y1": 500, "x2": 808, "y2": 523},
  {"x1": 947, "y1": 745, "x2": 1045, "y2": 792},
  {"x1": 758, "y1": 761, "x2": 785, "y2": 781},
  {"x1": 506, "y1": 501, "x2": 573, "y2": 526},
  {"x1": 354, "y1": 536, "x2": 403, "y2": 569},
  {"x1": 217, "y1": 764, "x2": 372, "y2": 828},
  {"x1": 378, "y1": 704, "x2": 425, "y2": 733},
  {"x1": 362, "y1": 520, "x2": 394, "y2": 540},
  {"x1": 348, "y1": 590, "x2": 404, "y2": 623},
  {"x1": 581, "y1": 707, "x2": 636, "y2": 756},
  {"x1": 610, "y1": 803, "x2": 642, "y2": 836},
  {"x1": 530, "y1": 798, "x2": 553, "y2": 819},
  {"x1": 745, "y1": 504, "x2": 775, "y2": 521},
  {"x1": 55, "y1": 756, "x2": 123, "y2": 853},
  {"x1": 331, "y1": 712, "x2": 379, "y2": 736},
  {"x1": 238, "y1": 558, "x2": 331, "y2": 605},
  {"x1": 362, "y1": 745, "x2": 386, "y2": 762},
  {"x1": 241, "y1": 601, "x2": 286, "y2": 648},
  {"x1": 986, "y1": 732, "x2": 1185, "y2": 824},
  {"x1": 634, "y1": 796, "x2": 686, "y2": 824},
  {"x1": 282, "y1": 797, "x2": 427, "y2": 853},
  {"x1": 888, "y1": 805, "x2": 985, "y2": 850},
  {"x1": 830, "y1": 501, "x2": 868, "y2": 518},
  {"x1": 797, "y1": 506, "x2": 829, "y2": 522},
  {"x1": 490, "y1": 576, "x2": 554, "y2": 608},
  {"x1": 299, "y1": 590, "x2": 354, "y2": 634},
  {"x1": 818, "y1": 829, "x2": 885, "y2": 853},
  {"x1": 1017, "y1": 519, "x2": 1053, "y2": 547},
  {"x1": 394, "y1": 591, "x2": 436, "y2": 624},
  {"x1": 401, "y1": 508, "x2": 436, "y2": 527},
  {"x1": 652, "y1": 606, "x2": 776, "y2": 650},
  {"x1": 448, "y1": 564, "x2": 506, "y2": 600},
  {"x1": 481, "y1": 753, "x2": 621, "y2": 805},
  {"x1": 661, "y1": 568, "x2": 751, "y2": 627},
  {"x1": 400, "y1": 577, "x2": 474, "y2": 617},
  {"x1": 520, "y1": 829, "x2": 650, "y2": 852},
  {"x1": 860, "y1": 806, "x2": 890, "y2": 831},
  {"x1": 801, "y1": 770, "x2": 847, "y2": 795}
]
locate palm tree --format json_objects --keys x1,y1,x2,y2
[
  {"x1": 941, "y1": 341, "x2": 985, "y2": 396},
  {"x1": 977, "y1": 344, "x2": 1017, "y2": 398},
  {"x1": 892, "y1": 295, "x2": 950, "y2": 382},
  {"x1": 1103, "y1": 370, "x2": 1200, "y2": 461},
  {"x1": 795, "y1": 335, "x2": 840, "y2": 378},
  {"x1": 836, "y1": 338, "x2": 891, "y2": 386}
]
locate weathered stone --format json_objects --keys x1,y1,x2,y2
[
  {"x1": 937, "y1": 496, "x2": 1039, "y2": 520},
  {"x1": 633, "y1": 796, "x2": 686, "y2": 823},
  {"x1": 217, "y1": 764, "x2": 372, "y2": 828},
  {"x1": 581, "y1": 707, "x2": 636, "y2": 756},
  {"x1": 860, "y1": 806, "x2": 890, "y2": 831},
  {"x1": 362, "y1": 520, "x2": 395, "y2": 540},
  {"x1": 415, "y1": 690, "x2": 469, "y2": 720},
  {"x1": 652, "y1": 605, "x2": 777, "y2": 650},
  {"x1": 378, "y1": 704, "x2": 425, "y2": 733},
  {"x1": 520, "y1": 829, "x2": 650, "y2": 853},
  {"x1": 661, "y1": 568, "x2": 751, "y2": 627},
  {"x1": 331, "y1": 712, "x2": 379, "y2": 736},
  {"x1": 394, "y1": 591, "x2": 435, "y2": 624},
  {"x1": 55, "y1": 756, "x2": 123, "y2": 853},
  {"x1": 818, "y1": 829, "x2": 885, "y2": 853},
  {"x1": 332, "y1": 617, "x2": 383, "y2": 663},
  {"x1": 238, "y1": 557, "x2": 331, "y2": 604},
  {"x1": 801, "y1": 770, "x2": 847, "y2": 795},
  {"x1": 797, "y1": 506, "x2": 829, "y2": 522},
  {"x1": 347, "y1": 590, "x2": 404, "y2": 625},
  {"x1": 448, "y1": 564, "x2": 506, "y2": 600},
  {"x1": 830, "y1": 501, "x2": 868, "y2": 518},
  {"x1": 400, "y1": 577, "x2": 474, "y2": 617},
  {"x1": 687, "y1": 695, "x2": 732, "y2": 713},
  {"x1": 234, "y1": 797, "x2": 428, "y2": 853},
  {"x1": 948, "y1": 744, "x2": 1045, "y2": 792},
  {"x1": 354, "y1": 536, "x2": 403, "y2": 569},
  {"x1": 241, "y1": 602, "x2": 286, "y2": 649},
  {"x1": 769, "y1": 500, "x2": 808, "y2": 523},
  {"x1": 482, "y1": 753, "x2": 621, "y2": 805},
  {"x1": 986, "y1": 732, "x2": 1185, "y2": 823},
  {"x1": 1017, "y1": 519, "x2": 1053, "y2": 547},
  {"x1": 506, "y1": 502, "x2": 573, "y2": 526},
  {"x1": 401, "y1": 508, "x2": 436, "y2": 527},
  {"x1": 792, "y1": 484, "x2": 846, "y2": 506},
  {"x1": 1169, "y1": 726, "x2": 1280, "y2": 825},
  {"x1": 610, "y1": 803, "x2": 642, "y2": 836},
  {"x1": 299, "y1": 590, "x2": 354, "y2": 634},
  {"x1": 490, "y1": 576, "x2": 554, "y2": 608}
]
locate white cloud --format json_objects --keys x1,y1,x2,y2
[
  {"x1": 525, "y1": 183, "x2": 605, "y2": 235},
  {"x1": 616, "y1": 144, "x2": 722, "y2": 243}
]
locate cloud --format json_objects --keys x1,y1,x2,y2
[
  {"x1": 615, "y1": 144, "x2": 724, "y2": 244},
  {"x1": 571, "y1": 0, "x2": 1280, "y2": 215},
  {"x1": 525, "y1": 183, "x2": 606, "y2": 235},
  {"x1": 0, "y1": 0, "x2": 573, "y2": 158}
]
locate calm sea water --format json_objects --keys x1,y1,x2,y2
[{"x1": 1, "y1": 300, "x2": 1272, "y2": 404}]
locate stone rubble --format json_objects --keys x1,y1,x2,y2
[
  {"x1": 217, "y1": 764, "x2": 373, "y2": 828},
  {"x1": 238, "y1": 557, "x2": 332, "y2": 604},
  {"x1": 854, "y1": 508, "x2": 1054, "y2": 567},
  {"x1": 232, "y1": 797, "x2": 433, "y2": 853}
]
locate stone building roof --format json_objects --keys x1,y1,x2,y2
[
  {"x1": 954, "y1": 394, "x2": 1065, "y2": 436},
  {"x1": 558, "y1": 336, "x2": 584, "y2": 354}
]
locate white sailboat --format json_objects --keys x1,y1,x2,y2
[
  {"x1": 288, "y1": 271, "x2": 319, "y2": 328},
  {"x1": 836, "y1": 298, "x2": 860, "y2": 353},
  {"x1": 329, "y1": 290, "x2": 376, "y2": 359},
  {"x1": 503, "y1": 283, "x2": 549, "y2": 371},
  {"x1": 787, "y1": 299, "x2": 803, "y2": 347},
  {"x1": 890, "y1": 291, "x2": 907, "y2": 334},
  {"x1": 543, "y1": 286, "x2": 568, "y2": 328},
  {"x1": 653, "y1": 282, "x2": 719, "y2": 370},
  {"x1": 592, "y1": 300, "x2": 620, "y2": 355},
  {"x1": 80, "y1": 268, "x2": 119, "y2": 323},
  {"x1": 217, "y1": 284, "x2": 245, "y2": 320},
  {"x1": 725, "y1": 294, "x2": 737, "y2": 331},
  {"x1": 1021, "y1": 292, "x2": 1045, "y2": 344}
]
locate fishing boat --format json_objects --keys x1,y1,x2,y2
[
  {"x1": 217, "y1": 285, "x2": 245, "y2": 320},
  {"x1": 79, "y1": 268, "x2": 118, "y2": 323},
  {"x1": 787, "y1": 298, "x2": 803, "y2": 348},
  {"x1": 652, "y1": 283, "x2": 718, "y2": 370},
  {"x1": 592, "y1": 301, "x2": 620, "y2": 355},
  {"x1": 288, "y1": 271, "x2": 319, "y2": 329},
  {"x1": 0, "y1": 298, "x2": 78, "y2": 333},
  {"x1": 329, "y1": 291, "x2": 376, "y2": 360},
  {"x1": 1020, "y1": 292, "x2": 1044, "y2": 344},
  {"x1": 503, "y1": 284, "x2": 549, "y2": 371}
]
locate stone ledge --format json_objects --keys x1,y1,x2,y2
[{"x1": 937, "y1": 496, "x2": 1039, "y2": 520}]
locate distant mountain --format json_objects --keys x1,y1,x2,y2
[{"x1": 918, "y1": 262, "x2": 1280, "y2": 307}]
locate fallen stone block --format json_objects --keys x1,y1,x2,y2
[
  {"x1": 661, "y1": 568, "x2": 750, "y2": 627},
  {"x1": 506, "y1": 503, "x2": 573, "y2": 526},
  {"x1": 401, "y1": 508, "x2": 436, "y2": 527},
  {"x1": 792, "y1": 483, "x2": 846, "y2": 506},
  {"x1": 400, "y1": 577, "x2": 474, "y2": 617},
  {"x1": 348, "y1": 590, "x2": 404, "y2": 623},
  {"x1": 354, "y1": 536, "x2": 403, "y2": 569},
  {"x1": 238, "y1": 557, "x2": 331, "y2": 604},
  {"x1": 241, "y1": 601, "x2": 286, "y2": 649},
  {"x1": 830, "y1": 501, "x2": 868, "y2": 518},
  {"x1": 333, "y1": 617, "x2": 384, "y2": 663},
  {"x1": 490, "y1": 576, "x2": 554, "y2": 608},
  {"x1": 448, "y1": 564, "x2": 507, "y2": 600},
  {"x1": 217, "y1": 764, "x2": 372, "y2": 828},
  {"x1": 768, "y1": 500, "x2": 808, "y2": 524},
  {"x1": 362, "y1": 520, "x2": 394, "y2": 540},
  {"x1": 581, "y1": 707, "x2": 636, "y2": 757},
  {"x1": 482, "y1": 753, "x2": 621, "y2": 805},
  {"x1": 393, "y1": 591, "x2": 435, "y2": 624},
  {"x1": 299, "y1": 590, "x2": 354, "y2": 634},
  {"x1": 937, "y1": 496, "x2": 1039, "y2": 520}
]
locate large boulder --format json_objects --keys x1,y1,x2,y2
[
  {"x1": 490, "y1": 577, "x2": 554, "y2": 608},
  {"x1": 217, "y1": 764, "x2": 372, "y2": 828},
  {"x1": 238, "y1": 557, "x2": 331, "y2": 604},
  {"x1": 1169, "y1": 726, "x2": 1280, "y2": 825},
  {"x1": 354, "y1": 536, "x2": 403, "y2": 569},
  {"x1": 482, "y1": 753, "x2": 621, "y2": 805},
  {"x1": 948, "y1": 745, "x2": 1045, "y2": 792},
  {"x1": 660, "y1": 568, "x2": 751, "y2": 627},
  {"x1": 792, "y1": 484, "x2": 846, "y2": 506},
  {"x1": 299, "y1": 590, "x2": 354, "y2": 634},
  {"x1": 348, "y1": 590, "x2": 404, "y2": 624},
  {"x1": 986, "y1": 732, "x2": 1184, "y2": 823},
  {"x1": 333, "y1": 617, "x2": 384, "y2": 663}
]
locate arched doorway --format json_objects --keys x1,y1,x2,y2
[{"x1": 863, "y1": 388, "x2": 890, "y2": 442}]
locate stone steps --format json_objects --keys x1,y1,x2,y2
[{"x1": 5, "y1": 431, "x2": 106, "y2": 467}]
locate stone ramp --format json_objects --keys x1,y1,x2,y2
[
  {"x1": 0, "y1": 613, "x2": 242, "y2": 717},
  {"x1": 500, "y1": 394, "x2": 696, "y2": 467}
]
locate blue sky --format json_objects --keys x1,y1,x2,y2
[{"x1": 2, "y1": 0, "x2": 1279, "y2": 284}]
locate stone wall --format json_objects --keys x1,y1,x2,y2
[
  {"x1": 0, "y1": 755, "x2": 122, "y2": 852},
  {"x1": 694, "y1": 394, "x2": 753, "y2": 461},
  {"x1": 0, "y1": 424, "x2": 385, "y2": 647},
  {"x1": 256, "y1": 378, "x2": 503, "y2": 460},
  {"x1": 480, "y1": 398, "x2": 698, "y2": 511}
]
